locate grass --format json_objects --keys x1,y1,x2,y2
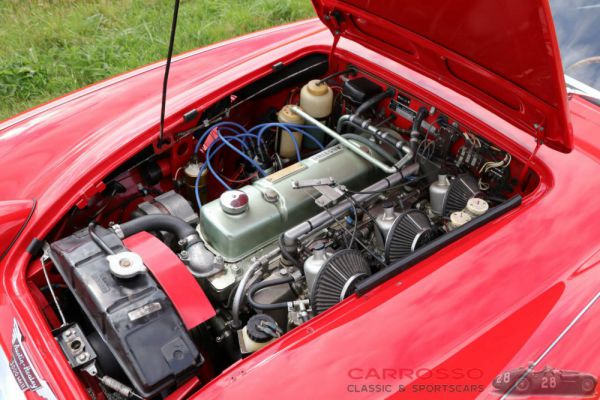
[{"x1": 0, "y1": 0, "x2": 315, "y2": 120}]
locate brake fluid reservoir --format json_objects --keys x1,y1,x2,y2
[
  {"x1": 183, "y1": 160, "x2": 208, "y2": 205},
  {"x1": 300, "y1": 80, "x2": 333, "y2": 118},
  {"x1": 277, "y1": 104, "x2": 304, "y2": 159},
  {"x1": 238, "y1": 314, "x2": 281, "y2": 354},
  {"x1": 300, "y1": 80, "x2": 334, "y2": 148}
]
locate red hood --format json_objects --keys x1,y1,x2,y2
[{"x1": 311, "y1": 0, "x2": 573, "y2": 153}]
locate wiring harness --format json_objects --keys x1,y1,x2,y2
[{"x1": 193, "y1": 121, "x2": 325, "y2": 209}]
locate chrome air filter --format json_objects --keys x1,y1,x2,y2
[
  {"x1": 310, "y1": 250, "x2": 371, "y2": 315},
  {"x1": 384, "y1": 210, "x2": 434, "y2": 264},
  {"x1": 441, "y1": 174, "x2": 481, "y2": 217}
]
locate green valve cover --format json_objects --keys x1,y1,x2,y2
[{"x1": 198, "y1": 145, "x2": 382, "y2": 261}]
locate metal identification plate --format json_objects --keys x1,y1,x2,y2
[
  {"x1": 265, "y1": 162, "x2": 306, "y2": 183},
  {"x1": 309, "y1": 144, "x2": 344, "y2": 163}
]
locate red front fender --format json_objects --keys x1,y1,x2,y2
[{"x1": 0, "y1": 200, "x2": 35, "y2": 262}]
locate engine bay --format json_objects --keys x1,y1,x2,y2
[{"x1": 28, "y1": 54, "x2": 538, "y2": 399}]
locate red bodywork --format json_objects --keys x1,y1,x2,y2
[
  {"x1": 1, "y1": 2, "x2": 600, "y2": 399},
  {"x1": 313, "y1": 0, "x2": 573, "y2": 153}
]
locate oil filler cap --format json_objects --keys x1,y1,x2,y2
[{"x1": 220, "y1": 190, "x2": 249, "y2": 215}]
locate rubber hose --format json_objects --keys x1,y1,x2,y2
[
  {"x1": 412, "y1": 107, "x2": 429, "y2": 132},
  {"x1": 88, "y1": 223, "x2": 115, "y2": 255},
  {"x1": 119, "y1": 214, "x2": 196, "y2": 240},
  {"x1": 355, "y1": 88, "x2": 394, "y2": 116},
  {"x1": 247, "y1": 275, "x2": 295, "y2": 311},
  {"x1": 410, "y1": 107, "x2": 429, "y2": 154}
]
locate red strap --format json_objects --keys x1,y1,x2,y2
[{"x1": 124, "y1": 232, "x2": 215, "y2": 329}]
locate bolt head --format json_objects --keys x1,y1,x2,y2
[{"x1": 264, "y1": 189, "x2": 280, "y2": 203}]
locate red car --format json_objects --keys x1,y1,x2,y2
[{"x1": 2, "y1": 0, "x2": 600, "y2": 399}]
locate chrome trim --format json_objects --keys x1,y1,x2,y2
[{"x1": 565, "y1": 75, "x2": 600, "y2": 100}]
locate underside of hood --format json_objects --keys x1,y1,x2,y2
[{"x1": 312, "y1": 0, "x2": 573, "y2": 152}]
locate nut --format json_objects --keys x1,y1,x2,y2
[{"x1": 76, "y1": 352, "x2": 89, "y2": 363}]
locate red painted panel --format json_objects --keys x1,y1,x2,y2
[
  {"x1": 124, "y1": 232, "x2": 215, "y2": 329},
  {"x1": 312, "y1": 0, "x2": 573, "y2": 152}
]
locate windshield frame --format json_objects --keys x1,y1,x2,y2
[
  {"x1": 565, "y1": 75, "x2": 600, "y2": 105},
  {"x1": 550, "y1": 0, "x2": 600, "y2": 96}
]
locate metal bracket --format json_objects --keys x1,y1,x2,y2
[
  {"x1": 314, "y1": 185, "x2": 346, "y2": 207},
  {"x1": 291, "y1": 177, "x2": 336, "y2": 189},
  {"x1": 55, "y1": 324, "x2": 97, "y2": 372},
  {"x1": 292, "y1": 177, "x2": 345, "y2": 207},
  {"x1": 533, "y1": 123, "x2": 545, "y2": 147},
  {"x1": 287, "y1": 299, "x2": 310, "y2": 327}
]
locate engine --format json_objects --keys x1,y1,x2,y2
[{"x1": 37, "y1": 64, "x2": 526, "y2": 398}]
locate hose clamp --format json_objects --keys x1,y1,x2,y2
[
  {"x1": 111, "y1": 224, "x2": 124, "y2": 239},
  {"x1": 180, "y1": 234, "x2": 201, "y2": 248}
]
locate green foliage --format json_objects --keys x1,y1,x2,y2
[{"x1": 0, "y1": 0, "x2": 314, "y2": 120}]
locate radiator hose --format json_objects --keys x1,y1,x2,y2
[
  {"x1": 113, "y1": 214, "x2": 223, "y2": 277},
  {"x1": 410, "y1": 107, "x2": 429, "y2": 154}
]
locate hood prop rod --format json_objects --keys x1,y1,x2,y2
[{"x1": 158, "y1": 0, "x2": 181, "y2": 147}]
